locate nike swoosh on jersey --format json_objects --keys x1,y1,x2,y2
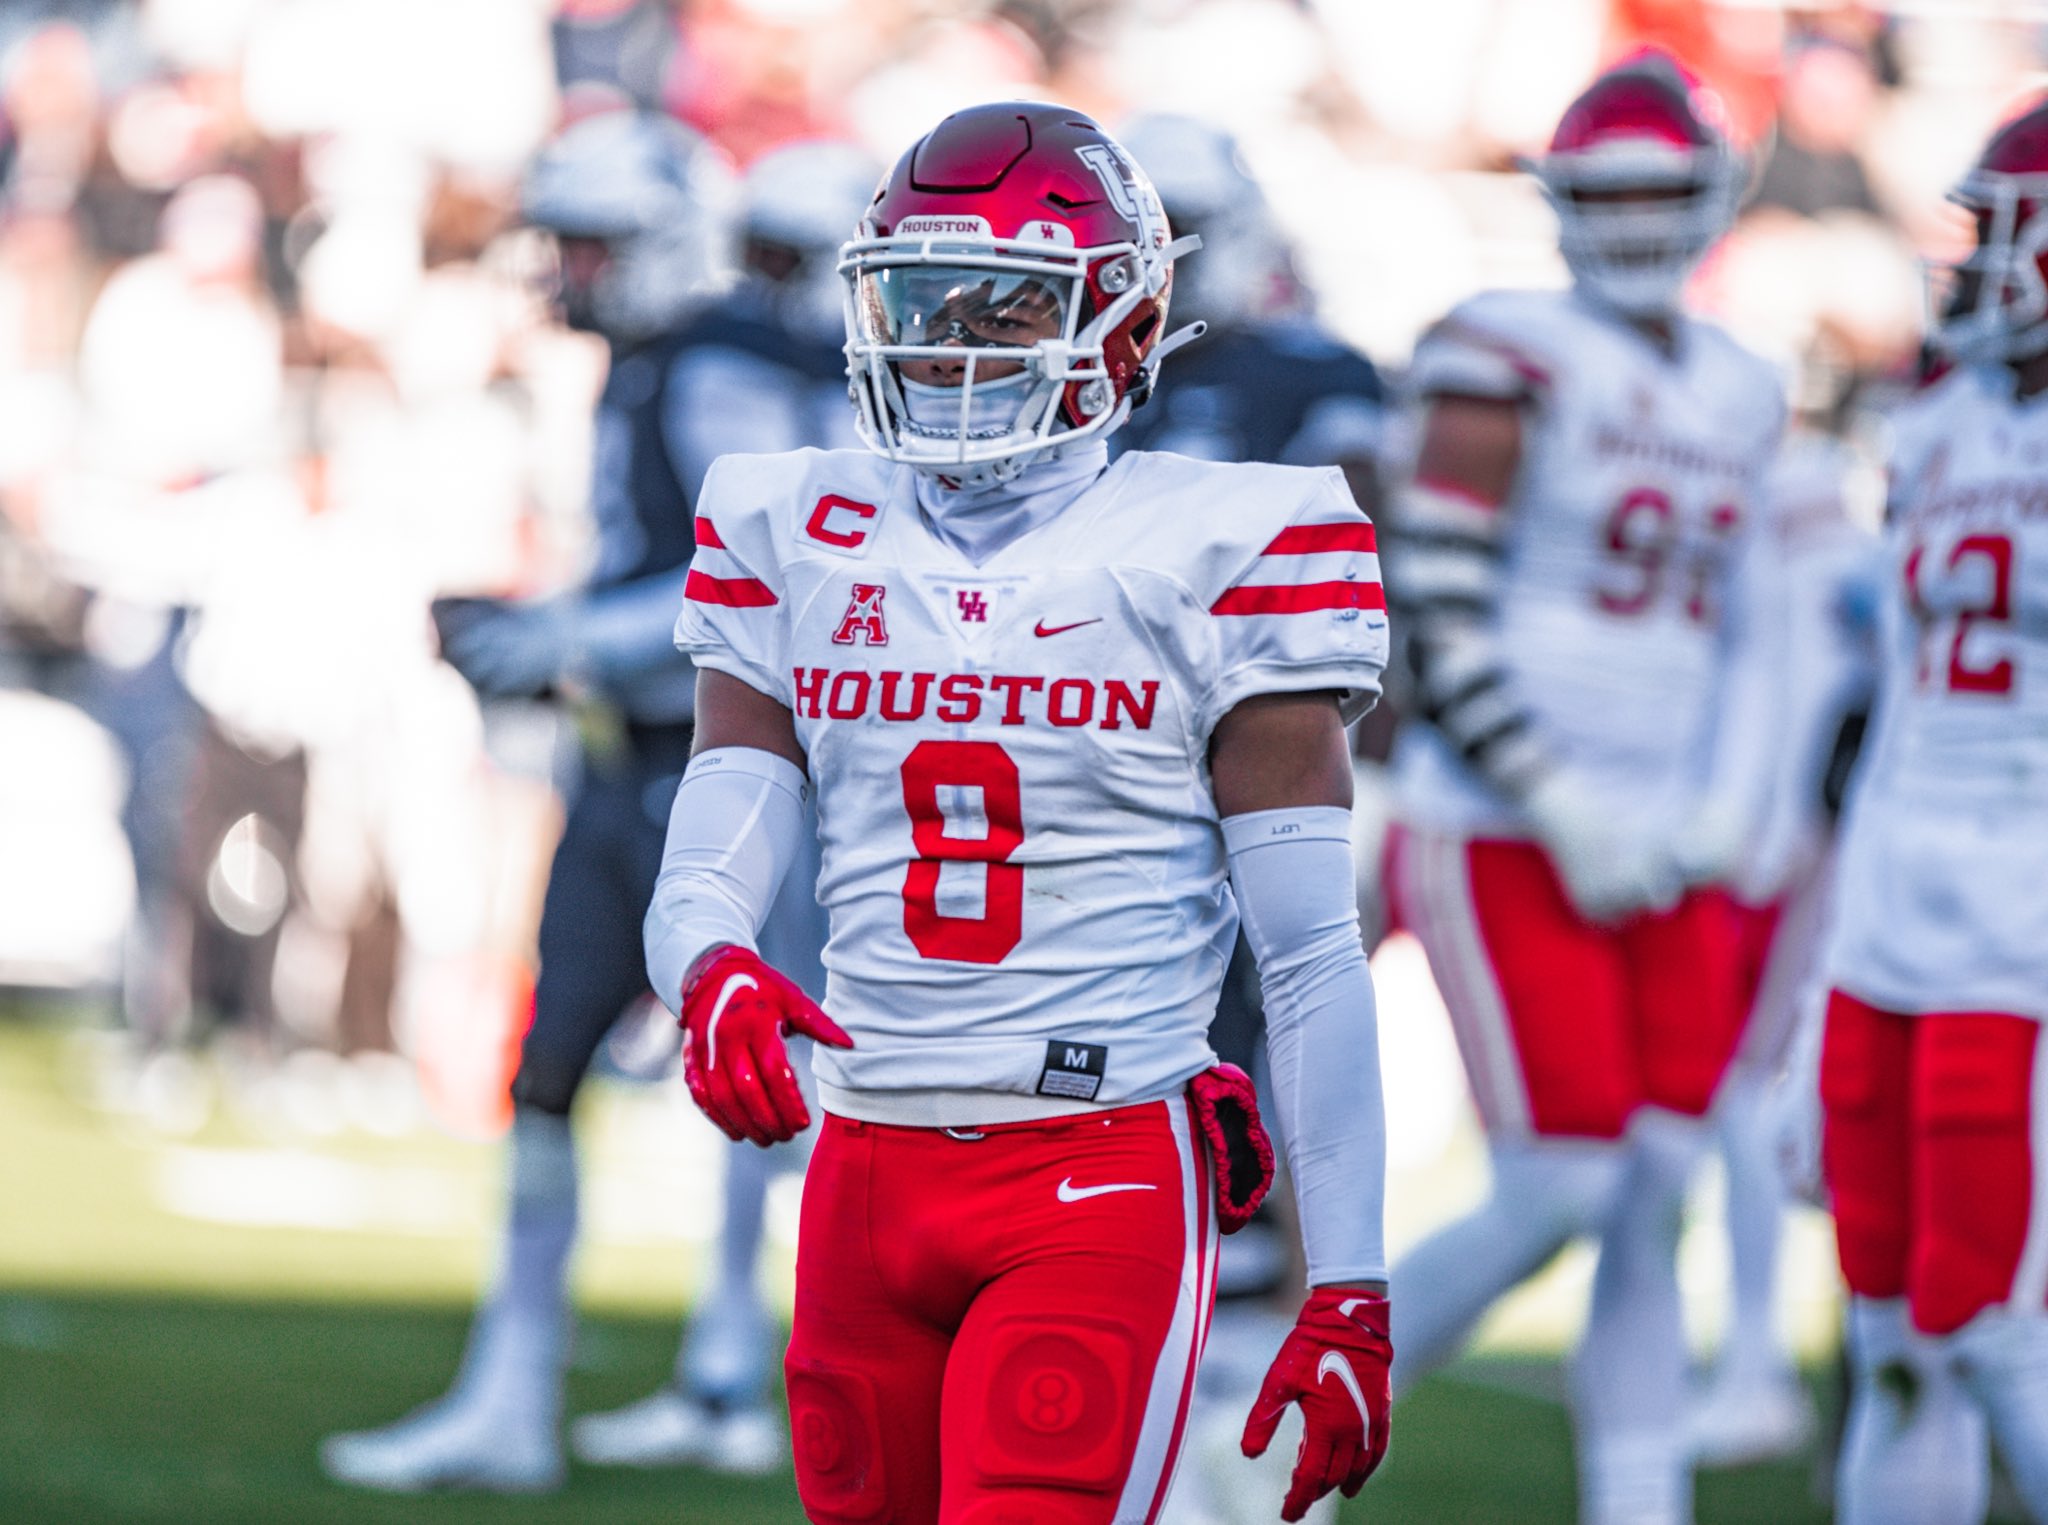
[
  {"x1": 1056, "y1": 1177, "x2": 1158, "y2": 1203},
  {"x1": 1033, "y1": 618, "x2": 1103, "y2": 637},
  {"x1": 705, "y1": 973, "x2": 758, "y2": 1071},
  {"x1": 1317, "y1": 1351, "x2": 1372, "y2": 1433}
]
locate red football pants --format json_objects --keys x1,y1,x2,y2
[
  {"x1": 1386, "y1": 827, "x2": 1746, "y2": 1139},
  {"x1": 1822, "y1": 991, "x2": 2047, "y2": 1335},
  {"x1": 784, "y1": 1099, "x2": 1218, "y2": 1524}
]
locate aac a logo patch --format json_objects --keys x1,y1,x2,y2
[{"x1": 832, "y1": 583, "x2": 888, "y2": 646}]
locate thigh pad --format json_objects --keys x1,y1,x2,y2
[
  {"x1": 785, "y1": 1358, "x2": 891, "y2": 1523},
  {"x1": 968, "y1": 1314, "x2": 1140, "y2": 1495}
]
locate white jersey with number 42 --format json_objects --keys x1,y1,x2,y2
[
  {"x1": 1825, "y1": 365, "x2": 2048, "y2": 1022},
  {"x1": 674, "y1": 447, "x2": 1387, "y2": 1125}
]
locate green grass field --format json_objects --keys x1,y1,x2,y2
[{"x1": 0, "y1": 1011, "x2": 1847, "y2": 1523}]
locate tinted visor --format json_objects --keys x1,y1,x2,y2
[{"x1": 855, "y1": 263, "x2": 1071, "y2": 350}]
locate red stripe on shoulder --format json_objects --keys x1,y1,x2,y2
[
  {"x1": 1434, "y1": 319, "x2": 1552, "y2": 390},
  {"x1": 1411, "y1": 475, "x2": 1505, "y2": 512},
  {"x1": 1261, "y1": 522, "x2": 1377, "y2": 556},
  {"x1": 1210, "y1": 581, "x2": 1387, "y2": 616},
  {"x1": 694, "y1": 515, "x2": 725, "y2": 549},
  {"x1": 685, "y1": 569, "x2": 777, "y2": 608}
]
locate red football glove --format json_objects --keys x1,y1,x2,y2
[
  {"x1": 678, "y1": 945, "x2": 852, "y2": 1147},
  {"x1": 1241, "y1": 1287, "x2": 1393, "y2": 1522}
]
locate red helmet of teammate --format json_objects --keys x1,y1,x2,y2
[
  {"x1": 1936, "y1": 98, "x2": 2048, "y2": 363},
  {"x1": 840, "y1": 102, "x2": 1199, "y2": 487},
  {"x1": 1526, "y1": 49, "x2": 1744, "y2": 317}
]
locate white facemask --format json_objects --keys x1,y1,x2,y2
[{"x1": 898, "y1": 370, "x2": 1034, "y2": 440}]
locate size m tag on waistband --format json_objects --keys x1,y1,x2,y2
[{"x1": 1037, "y1": 1040, "x2": 1108, "y2": 1100}]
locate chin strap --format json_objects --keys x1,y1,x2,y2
[
  {"x1": 1129, "y1": 319, "x2": 1207, "y2": 410},
  {"x1": 1150, "y1": 319, "x2": 1208, "y2": 366}
]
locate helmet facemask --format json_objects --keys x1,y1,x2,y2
[
  {"x1": 841, "y1": 231, "x2": 1186, "y2": 489},
  {"x1": 1932, "y1": 170, "x2": 2048, "y2": 364},
  {"x1": 1532, "y1": 138, "x2": 1742, "y2": 317}
]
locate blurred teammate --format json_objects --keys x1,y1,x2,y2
[
  {"x1": 1113, "y1": 114, "x2": 1383, "y2": 499},
  {"x1": 1113, "y1": 109, "x2": 1387, "y2": 1525},
  {"x1": 646, "y1": 103, "x2": 1393, "y2": 1523},
  {"x1": 568, "y1": 136, "x2": 880, "y2": 1474},
  {"x1": 1818, "y1": 99, "x2": 2048, "y2": 1525},
  {"x1": 1380, "y1": 52, "x2": 1783, "y2": 1525},
  {"x1": 320, "y1": 113, "x2": 859, "y2": 1493}
]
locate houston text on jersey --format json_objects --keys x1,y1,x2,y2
[{"x1": 791, "y1": 666, "x2": 1160, "y2": 729}]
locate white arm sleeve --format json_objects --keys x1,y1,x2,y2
[
  {"x1": 1225, "y1": 806, "x2": 1388, "y2": 1285},
  {"x1": 643, "y1": 746, "x2": 810, "y2": 1014}
]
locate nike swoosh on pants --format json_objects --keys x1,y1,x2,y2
[{"x1": 1056, "y1": 1177, "x2": 1158, "y2": 1202}]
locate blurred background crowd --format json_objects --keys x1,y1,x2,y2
[
  {"x1": 0, "y1": 0, "x2": 2038, "y2": 1517},
  {"x1": 0, "y1": 0, "x2": 1998, "y2": 1131}
]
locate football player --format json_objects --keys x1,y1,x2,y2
[
  {"x1": 1817, "y1": 98, "x2": 2048, "y2": 1525},
  {"x1": 1112, "y1": 114, "x2": 1383, "y2": 499},
  {"x1": 1378, "y1": 51, "x2": 1784, "y2": 1525},
  {"x1": 564, "y1": 135, "x2": 882, "y2": 1476},
  {"x1": 319, "y1": 112, "x2": 855, "y2": 1493},
  {"x1": 644, "y1": 103, "x2": 1394, "y2": 1523}
]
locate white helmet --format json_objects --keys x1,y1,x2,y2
[
  {"x1": 521, "y1": 110, "x2": 735, "y2": 341},
  {"x1": 741, "y1": 140, "x2": 881, "y2": 341}
]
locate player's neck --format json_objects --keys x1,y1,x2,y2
[
  {"x1": 1575, "y1": 285, "x2": 1680, "y2": 356},
  {"x1": 1622, "y1": 312, "x2": 1678, "y2": 355},
  {"x1": 914, "y1": 443, "x2": 1110, "y2": 565}
]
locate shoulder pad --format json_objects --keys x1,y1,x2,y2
[
  {"x1": 1407, "y1": 289, "x2": 1566, "y2": 403},
  {"x1": 1112, "y1": 453, "x2": 1361, "y2": 605},
  {"x1": 695, "y1": 449, "x2": 894, "y2": 569}
]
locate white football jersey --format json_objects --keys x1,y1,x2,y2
[
  {"x1": 1824, "y1": 365, "x2": 2048, "y2": 1022},
  {"x1": 675, "y1": 447, "x2": 1387, "y2": 1123},
  {"x1": 1390, "y1": 288, "x2": 1786, "y2": 838}
]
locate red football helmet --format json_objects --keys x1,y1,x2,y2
[
  {"x1": 1526, "y1": 49, "x2": 1743, "y2": 317},
  {"x1": 840, "y1": 102, "x2": 1199, "y2": 486},
  {"x1": 1936, "y1": 98, "x2": 2048, "y2": 363}
]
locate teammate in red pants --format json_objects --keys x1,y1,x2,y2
[
  {"x1": 1814, "y1": 99, "x2": 2048, "y2": 1525},
  {"x1": 643, "y1": 104, "x2": 1394, "y2": 1523},
  {"x1": 1379, "y1": 51, "x2": 1782, "y2": 1525}
]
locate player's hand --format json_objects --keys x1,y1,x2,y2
[
  {"x1": 1242, "y1": 1287, "x2": 1393, "y2": 1522},
  {"x1": 1767, "y1": 996, "x2": 1828, "y2": 1207},
  {"x1": 431, "y1": 596, "x2": 574, "y2": 699},
  {"x1": 1524, "y1": 772, "x2": 1681, "y2": 925},
  {"x1": 678, "y1": 945, "x2": 851, "y2": 1147}
]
